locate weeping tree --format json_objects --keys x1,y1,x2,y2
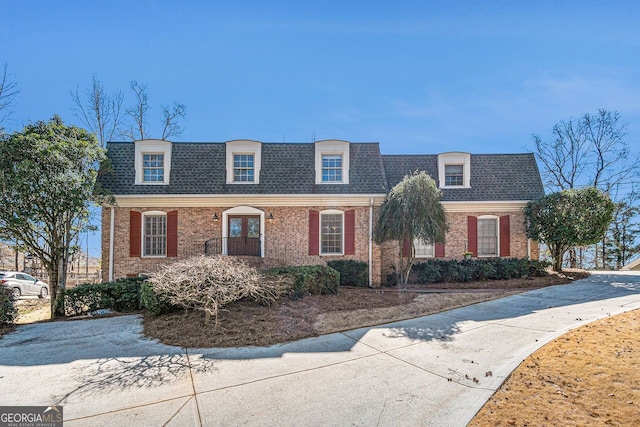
[
  {"x1": 374, "y1": 171, "x2": 448, "y2": 285},
  {"x1": 524, "y1": 187, "x2": 615, "y2": 272},
  {"x1": 0, "y1": 116, "x2": 107, "y2": 318}
]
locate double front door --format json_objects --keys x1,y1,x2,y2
[{"x1": 228, "y1": 215, "x2": 261, "y2": 256}]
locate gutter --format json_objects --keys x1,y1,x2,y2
[
  {"x1": 109, "y1": 207, "x2": 115, "y2": 282},
  {"x1": 369, "y1": 197, "x2": 373, "y2": 287}
]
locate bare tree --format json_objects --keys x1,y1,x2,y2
[
  {"x1": 125, "y1": 80, "x2": 151, "y2": 140},
  {"x1": 160, "y1": 102, "x2": 186, "y2": 140},
  {"x1": 71, "y1": 74, "x2": 124, "y2": 147},
  {"x1": 0, "y1": 63, "x2": 20, "y2": 127},
  {"x1": 530, "y1": 109, "x2": 640, "y2": 269}
]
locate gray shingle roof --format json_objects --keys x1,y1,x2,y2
[
  {"x1": 382, "y1": 154, "x2": 545, "y2": 201},
  {"x1": 99, "y1": 142, "x2": 389, "y2": 195},
  {"x1": 99, "y1": 142, "x2": 544, "y2": 201}
]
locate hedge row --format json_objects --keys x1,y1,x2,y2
[
  {"x1": 326, "y1": 260, "x2": 369, "y2": 287},
  {"x1": 410, "y1": 258, "x2": 550, "y2": 284},
  {"x1": 55, "y1": 277, "x2": 146, "y2": 317},
  {"x1": 267, "y1": 265, "x2": 340, "y2": 298},
  {"x1": 0, "y1": 287, "x2": 17, "y2": 325}
]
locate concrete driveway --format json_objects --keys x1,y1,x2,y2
[{"x1": 1, "y1": 271, "x2": 639, "y2": 426}]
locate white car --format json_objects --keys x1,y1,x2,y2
[{"x1": 0, "y1": 271, "x2": 49, "y2": 299}]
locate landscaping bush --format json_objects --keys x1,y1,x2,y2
[
  {"x1": 148, "y1": 256, "x2": 292, "y2": 324},
  {"x1": 56, "y1": 277, "x2": 145, "y2": 317},
  {"x1": 140, "y1": 281, "x2": 177, "y2": 316},
  {"x1": 327, "y1": 260, "x2": 369, "y2": 287},
  {"x1": 0, "y1": 287, "x2": 17, "y2": 325},
  {"x1": 267, "y1": 265, "x2": 340, "y2": 297},
  {"x1": 409, "y1": 257, "x2": 549, "y2": 284}
]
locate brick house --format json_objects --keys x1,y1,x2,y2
[{"x1": 99, "y1": 139, "x2": 544, "y2": 286}]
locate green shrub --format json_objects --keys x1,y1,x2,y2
[
  {"x1": 327, "y1": 260, "x2": 369, "y2": 287},
  {"x1": 409, "y1": 258, "x2": 547, "y2": 284},
  {"x1": 0, "y1": 287, "x2": 17, "y2": 325},
  {"x1": 140, "y1": 281, "x2": 176, "y2": 316},
  {"x1": 56, "y1": 277, "x2": 145, "y2": 317},
  {"x1": 268, "y1": 265, "x2": 340, "y2": 297}
]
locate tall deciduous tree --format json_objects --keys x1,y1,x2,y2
[
  {"x1": 124, "y1": 81, "x2": 186, "y2": 141},
  {"x1": 524, "y1": 188, "x2": 615, "y2": 272},
  {"x1": 0, "y1": 63, "x2": 20, "y2": 128},
  {"x1": 0, "y1": 116, "x2": 107, "y2": 317},
  {"x1": 374, "y1": 171, "x2": 448, "y2": 285},
  {"x1": 530, "y1": 109, "x2": 639, "y2": 268},
  {"x1": 71, "y1": 74, "x2": 124, "y2": 148}
]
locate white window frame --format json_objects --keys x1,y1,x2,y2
[
  {"x1": 319, "y1": 209, "x2": 344, "y2": 256},
  {"x1": 134, "y1": 139, "x2": 172, "y2": 185},
  {"x1": 142, "y1": 153, "x2": 165, "y2": 183},
  {"x1": 438, "y1": 152, "x2": 471, "y2": 188},
  {"x1": 477, "y1": 215, "x2": 500, "y2": 257},
  {"x1": 226, "y1": 140, "x2": 261, "y2": 184},
  {"x1": 314, "y1": 140, "x2": 350, "y2": 184},
  {"x1": 142, "y1": 211, "x2": 167, "y2": 257},
  {"x1": 413, "y1": 238, "x2": 434, "y2": 258},
  {"x1": 232, "y1": 153, "x2": 256, "y2": 182},
  {"x1": 321, "y1": 154, "x2": 343, "y2": 183}
]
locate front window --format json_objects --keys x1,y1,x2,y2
[
  {"x1": 233, "y1": 154, "x2": 255, "y2": 182},
  {"x1": 478, "y1": 218, "x2": 498, "y2": 256},
  {"x1": 321, "y1": 212, "x2": 343, "y2": 254},
  {"x1": 322, "y1": 154, "x2": 343, "y2": 182},
  {"x1": 414, "y1": 239, "x2": 434, "y2": 258},
  {"x1": 444, "y1": 164, "x2": 464, "y2": 186},
  {"x1": 143, "y1": 154, "x2": 164, "y2": 182},
  {"x1": 144, "y1": 215, "x2": 167, "y2": 256}
]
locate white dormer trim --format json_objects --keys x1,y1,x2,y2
[
  {"x1": 134, "y1": 139, "x2": 172, "y2": 185},
  {"x1": 315, "y1": 139, "x2": 350, "y2": 184},
  {"x1": 438, "y1": 152, "x2": 471, "y2": 188},
  {"x1": 226, "y1": 140, "x2": 262, "y2": 184}
]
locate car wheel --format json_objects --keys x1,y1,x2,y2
[
  {"x1": 39, "y1": 287, "x2": 48, "y2": 299},
  {"x1": 11, "y1": 287, "x2": 21, "y2": 300}
]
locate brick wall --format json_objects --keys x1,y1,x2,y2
[
  {"x1": 379, "y1": 209, "x2": 539, "y2": 285},
  {"x1": 101, "y1": 206, "x2": 536, "y2": 287},
  {"x1": 102, "y1": 205, "x2": 384, "y2": 285}
]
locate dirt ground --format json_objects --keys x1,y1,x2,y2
[
  {"x1": 143, "y1": 272, "x2": 588, "y2": 348},
  {"x1": 470, "y1": 308, "x2": 640, "y2": 426}
]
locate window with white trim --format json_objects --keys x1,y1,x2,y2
[
  {"x1": 444, "y1": 164, "x2": 464, "y2": 186},
  {"x1": 143, "y1": 154, "x2": 165, "y2": 183},
  {"x1": 414, "y1": 239, "x2": 434, "y2": 258},
  {"x1": 322, "y1": 154, "x2": 343, "y2": 182},
  {"x1": 477, "y1": 217, "x2": 498, "y2": 256},
  {"x1": 320, "y1": 211, "x2": 343, "y2": 255},
  {"x1": 134, "y1": 140, "x2": 172, "y2": 185},
  {"x1": 144, "y1": 214, "x2": 167, "y2": 256},
  {"x1": 233, "y1": 154, "x2": 255, "y2": 182}
]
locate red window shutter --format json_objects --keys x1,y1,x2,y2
[
  {"x1": 167, "y1": 210, "x2": 178, "y2": 257},
  {"x1": 402, "y1": 237, "x2": 411, "y2": 258},
  {"x1": 435, "y1": 242, "x2": 445, "y2": 258},
  {"x1": 468, "y1": 216, "x2": 478, "y2": 256},
  {"x1": 344, "y1": 210, "x2": 355, "y2": 255},
  {"x1": 309, "y1": 210, "x2": 319, "y2": 255},
  {"x1": 129, "y1": 211, "x2": 141, "y2": 257},
  {"x1": 500, "y1": 215, "x2": 510, "y2": 257}
]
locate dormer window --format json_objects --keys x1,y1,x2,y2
[
  {"x1": 233, "y1": 154, "x2": 255, "y2": 182},
  {"x1": 143, "y1": 154, "x2": 165, "y2": 182},
  {"x1": 322, "y1": 154, "x2": 343, "y2": 182},
  {"x1": 226, "y1": 140, "x2": 262, "y2": 184},
  {"x1": 444, "y1": 164, "x2": 464, "y2": 186},
  {"x1": 438, "y1": 152, "x2": 471, "y2": 188},
  {"x1": 315, "y1": 140, "x2": 350, "y2": 184},
  {"x1": 134, "y1": 139, "x2": 172, "y2": 185}
]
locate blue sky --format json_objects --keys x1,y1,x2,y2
[{"x1": 2, "y1": 0, "x2": 640, "y2": 255}]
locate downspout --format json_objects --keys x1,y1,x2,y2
[
  {"x1": 527, "y1": 238, "x2": 531, "y2": 260},
  {"x1": 109, "y1": 206, "x2": 115, "y2": 282},
  {"x1": 369, "y1": 198, "x2": 373, "y2": 287}
]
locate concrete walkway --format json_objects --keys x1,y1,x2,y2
[{"x1": 1, "y1": 271, "x2": 639, "y2": 426}]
